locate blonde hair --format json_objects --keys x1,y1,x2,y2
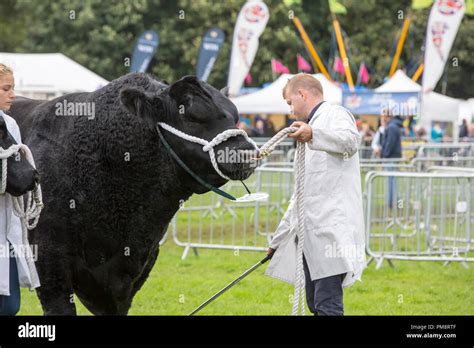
[
  {"x1": 0, "y1": 63, "x2": 13, "y2": 78},
  {"x1": 282, "y1": 73, "x2": 323, "y2": 99}
]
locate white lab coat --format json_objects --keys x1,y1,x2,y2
[
  {"x1": 0, "y1": 110, "x2": 40, "y2": 295},
  {"x1": 265, "y1": 102, "x2": 366, "y2": 288}
]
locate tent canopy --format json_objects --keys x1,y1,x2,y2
[
  {"x1": 0, "y1": 52, "x2": 109, "y2": 98},
  {"x1": 376, "y1": 70, "x2": 461, "y2": 123},
  {"x1": 230, "y1": 73, "x2": 342, "y2": 114}
]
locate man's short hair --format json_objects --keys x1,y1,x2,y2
[{"x1": 282, "y1": 73, "x2": 323, "y2": 99}]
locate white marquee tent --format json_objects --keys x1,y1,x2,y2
[
  {"x1": 0, "y1": 52, "x2": 109, "y2": 99},
  {"x1": 376, "y1": 70, "x2": 461, "y2": 123},
  {"x1": 230, "y1": 73, "x2": 342, "y2": 114},
  {"x1": 376, "y1": 70, "x2": 463, "y2": 140}
]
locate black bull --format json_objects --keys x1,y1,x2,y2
[{"x1": 8, "y1": 73, "x2": 256, "y2": 315}]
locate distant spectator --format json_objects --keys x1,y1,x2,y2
[
  {"x1": 359, "y1": 122, "x2": 374, "y2": 159},
  {"x1": 405, "y1": 116, "x2": 415, "y2": 138},
  {"x1": 381, "y1": 113, "x2": 403, "y2": 209},
  {"x1": 371, "y1": 117, "x2": 387, "y2": 158},
  {"x1": 254, "y1": 119, "x2": 267, "y2": 137},
  {"x1": 382, "y1": 115, "x2": 403, "y2": 159},
  {"x1": 431, "y1": 122, "x2": 444, "y2": 143},
  {"x1": 266, "y1": 119, "x2": 276, "y2": 137},
  {"x1": 239, "y1": 115, "x2": 251, "y2": 128},
  {"x1": 459, "y1": 119, "x2": 469, "y2": 139},
  {"x1": 414, "y1": 124, "x2": 427, "y2": 141}
]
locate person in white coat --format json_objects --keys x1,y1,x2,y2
[
  {"x1": 0, "y1": 63, "x2": 40, "y2": 315},
  {"x1": 265, "y1": 74, "x2": 366, "y2": 315}
]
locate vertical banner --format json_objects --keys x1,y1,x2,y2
[
  {"x1": 130, "y1": 30, "x2": 160, "y2": 73},
  {"x1": 196, "y1": 28, "x2": 225, "y2": 82},
  {"x1": 227, "y1": 0, "x2": 269, "y2": 96},
  {"x1": 422, "y1": 0, "x2": 465, "y2": 92}
]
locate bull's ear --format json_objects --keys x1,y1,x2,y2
[
  {"x1": 120, "y1": 87, "x2": 161, "y2": 128},
  {"x1": 168, "y1": 76, "x2": 209, "y2": 108},
  {"x1": 220, "y1": 86, "x2": 229, "y2": 97}
]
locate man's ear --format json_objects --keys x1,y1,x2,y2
[
  {"x1": 298, "y1": 89, "x2": 306, "y2": 101},
  {"x1": 120, "y1": 87, "x2": 164, "y2": 128}
]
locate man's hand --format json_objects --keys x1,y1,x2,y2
[
  {"x1": 267, "y1": 247, "x2": 276, "y2": 257},
  {"x1": 288, "y1": 121, "x2": 313, "y2": 143}
]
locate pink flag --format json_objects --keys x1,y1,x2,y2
[
  {"x1": 358, "y1": 62, "x2": 370, "y2": 84},
  {"x1": 296, "y1": 54, "x2": 312, "y2": 72},
  {"x1": 333, "y1": 57, "x2": 345, "y2": 75},
  {"x1": 244, "y1": 72, "x2": 252, "y2": 85},
  {"x1": 271, "y1": 58, "x2": 290, "y2": 74}
]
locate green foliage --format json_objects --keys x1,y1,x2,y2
[{"x1": 2, "y1": 0, "x2": 473, "y2": 97}]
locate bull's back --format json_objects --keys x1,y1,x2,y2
[{"x1": 10, "y1": 93, "x2": 89, "y2": 141}]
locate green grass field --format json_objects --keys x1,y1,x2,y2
[{"x1": 18, "y1": 242, "x2": 473, "y2": 315}]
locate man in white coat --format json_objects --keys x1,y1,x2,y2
[
  {"x1": 0, "y1": 63, "x2": 40, "y2": 315},
  {"x1": 266, "y1": 74, "x2": 366, "y2": 316}
]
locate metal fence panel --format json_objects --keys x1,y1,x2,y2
[{"x1": 364, "y1": 171, "x2": 474, "y2": 268}]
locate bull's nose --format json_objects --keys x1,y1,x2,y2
[{"x1": 33, "y1": 170, "x2": 40, "y2": 184}]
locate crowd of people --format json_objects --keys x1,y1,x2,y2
[{"x1": 358, "y1": 115, "x2": 474, "y2": 159}]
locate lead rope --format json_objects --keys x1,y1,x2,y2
[
  {"x1": 0, "y1": 144, "x2": 43, "y2": 288},
  {"x1": 259, "y1": 127, "x2": 306, "y2": 316}
]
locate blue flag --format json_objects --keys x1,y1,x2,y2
[
  {"x1": 131, "y1": 30, "x2": 159, "y2": 73},
  {"x1": 196, "y1": 28, "x2": 225, "y2": 82}
]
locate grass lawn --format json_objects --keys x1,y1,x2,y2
[{"x1": 18, "y1": 242, "x2": 473, "y2": 316}]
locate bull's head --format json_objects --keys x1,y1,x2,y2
[
  {"x1": 120, "y1": 76, "x2": 256, "y2": 193},
  {"x1": 0, "y1": 117, "x2": 40, "y2": 196}
]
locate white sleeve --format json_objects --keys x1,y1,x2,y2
[
  {"x1": 308, "y1": 108, "x2": 360, "y2": 158},
  {"x1": 371, "y1": 131, "x2": 381, "y2": 150},
  {"x1": 269, "y1": 193, "x2": 295, "y2": 249},
  {"x1": 4, "y1": 114, "x2": 23, "y2": 144}
]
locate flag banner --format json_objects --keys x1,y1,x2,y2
[
  {"x1": 196, "y1": 28, "x2": 225, "y2": 82},
  {"x1": 244, "y1": 72, "x2": 253, "y2": 85},
  {"x1": 227, "y1": 0, "x2": 269, "y2": 96},
  {"x1": 328, "y1": 0, "x2": 347, "y2": 14},
  {"x1": 271, "y1": 58, "x2": 290, "y2": 74},
  {"x1": 422, "y1": 0, "x2": 465, "y2": 92},
  {"x1": 130, "y1": 30, "x2": 159, "y2": 73},
  {"x1": 296, "y1": 54, "x2": 312, "y2": 72},
  {"x1": 334, "y1": 56, "x2": 345, "y2": 74},
  {"x1": 343, "y1": 91, "x2": 420, "y2": 116},
  {"x1": 358, "y1": 63, "x2": 370, "y2": 84},
  {"x1": 412, "y1": 0, "x2": 434, "y2": 10},
  {"x1": 466, "y1": 0, "x2": 474, "y2": 15}
]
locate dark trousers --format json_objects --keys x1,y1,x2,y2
[
  {"x1": 0, "y1": 244, "x2": 21, "y2": 316},
  {"x1": 303, "y1": 255, "x2": 345, "y2": 316}
]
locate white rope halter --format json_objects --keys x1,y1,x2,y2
[{"x1": 157, "y1": 122, "x2": 259, "y2": 181}]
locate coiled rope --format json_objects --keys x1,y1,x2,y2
[{"x1": 0, "y1": 144, "x2": 43, "y2": 286}]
